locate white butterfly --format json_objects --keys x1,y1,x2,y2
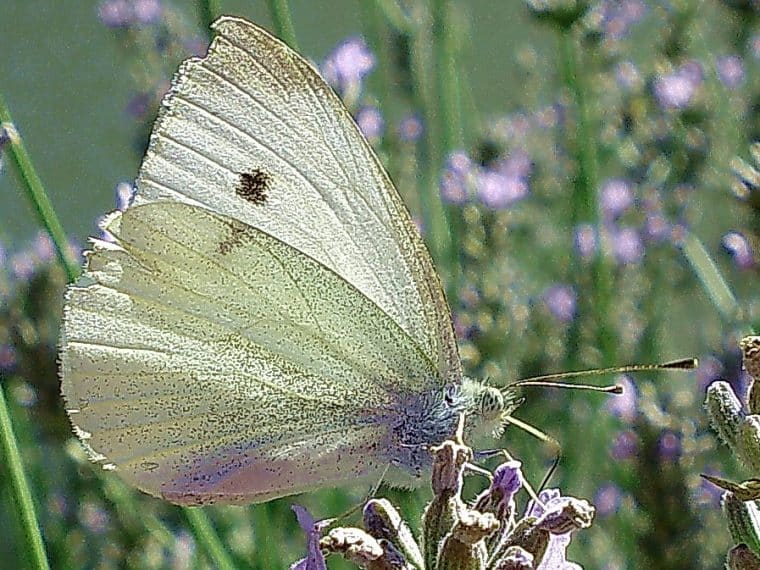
[{"x1": 60, "y1": 16, "x2": 512, "y2": 506}]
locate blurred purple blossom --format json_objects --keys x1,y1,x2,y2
[
  {"x1": 32, "y1": 231, "x2": 55, "y2": 264},
  {"x1": 752, "y1": 34, "x2": 760, "y2": 60},
  {"x1": 611, "y1": 227, "x2": 644, "y2": 265},
  {"x1": 397, "y1": 115, "x2": 423, "y2": 142},
  {"x1": 97, "y1": 0, "x2": 162, "y2": 28},
  {"x1": 498, "y1": 149, "x2": 533, "y2": 180},
  {"x1": 695, "y1": 355, "x2": 723, "y2": 393},
  {"x1": 722, "y1": 231, "x2": 754, "y2": 269},
  {"x1": 653, "y1": 61, "x2": 703, "y2": 110},
  {"x1": 476, "y1": 169, "x2": 529, "y2": 209},
  {"x1": 79, "y1": 501, "x2": 110, "y2": 534},
  {"x1": 716, "y1": 55, "x2": 744, "y2": 89},
  {"x1": 0, "y1": 344, "x2": 17, "y2": 373},
  {"x1": 643, "y1": 212, "x2": 670, "y2": 242},
  {"x1": 440, "y1": 151, "x2": 475, "y2": 204},
  {"x1": 321, "y1": 37, "x2": 375, "y2": 93},
  {"x1": 599, "y1": 0, "x2": 647, "y2": 40},
  {"x1": 594, "y1": 483, "x2": 622, "y2": 517},
  {"x1": 115, "y1": 182, "x2": 135, "y2": 211},
  {"x1": 658, "y1": 430, "x2": 681, "y2": 461},
  {"x1": 126, "y1": 92, "x2": 153, "y2": 120},
  {"x1": 600, "y1": 178, "x2": 634, "y2": 219},
  {"x1": 543, "y1": 284, "x2": 577, "y2": 323},
  {"x1": 355, "y1": 106, "x2": 384, "y2": 141},
  {"x1": 604, "y1": 374, "x2": 637, "y2": 422},
  {"x1": 10, "y1": 253, "x2": 36, "y2": 281},
  {"x1": 574, "y1": 223, "x2": 598, "y2": 259},
  {"x1": 610, "y1": 430, "x2": 638, "y2": 460},
  {"x1": 615, "y1": 60, "x2": 642, "y2": 91}
]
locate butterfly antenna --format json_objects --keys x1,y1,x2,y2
[{"x1": 506, "y1": 358, "x2": 698, "y2": 393}]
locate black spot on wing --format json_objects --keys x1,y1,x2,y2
[
  {"x1": 217, "y1": 222, "x2": 250, "y2": 256},
  {"x1": 236, "y1": 169, "x2": 271, "y2": 205}
]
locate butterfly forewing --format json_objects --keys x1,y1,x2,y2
[{"x1": 133, "y1": 17, "x2": 460, "y2": 378}]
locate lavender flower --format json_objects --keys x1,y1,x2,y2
[
  {"x1": 354, "y1": 106, "x2": 384, "y2": 142},
  {"x1": 115, "y1": 182, "x2": 135, "y2": 211},
  {"x1": 321, "y1": 37, "x2": 375, "y2": 96},
  {"x1": 440, "y1": 151, "x2": 476, "y2": 205},
  {"x1": 716, "y1": 55, "x2": 744, "y2": 89},
  {"x1": 653, "y1": 61, "x2": 703, "y2": 110},
  {"x1": 610, "y1": 430, "x2": 638, "y2": 460},
  {"x1": 604, "y1": 374, "x2": 637, "y2": 422},
  {"x1": 722, "y1": 231, "x2": 754, "y2": 270},
  {"x1": 594, "y1": 483, "x2": 623, "y2": 517},
  {"x1": 610, "y1": 226, "x2": 644, "y2": 265},
  {"x1": 574, "y1": 223, "x2": 598, "y2": 259},
  {"x1": 598, "y1": 0, "x2": 646, "y2": 40},
  {"x1": 615, "y1": 60, "x2": 642, "y2": 91},
  {"x1": 476, "y1": 169, "x2": 529, "y2": 209},
  {"x1": 97, "y1": 0, "x2": 162, "y2": 28},
  {"x1": 0, "y1": 344, "x2": 17, "y2": 373},
  {"x1": 658, "y1": 430, "x2": 682, "y2": 461},
  {"x1": 397, "y1": 115, "x2": 424, "y2": 142},
  {"x1": 600, "y1": 178, "x2": 634, "y2": 220},
  {"x1": 543, "y1": 284, "x2": 577, "y2": 323}
]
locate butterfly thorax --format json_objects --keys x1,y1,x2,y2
[{"x1": 378, "y1": 378, "x2": 522, "y2": 488}]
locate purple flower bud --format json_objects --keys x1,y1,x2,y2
[
  {"x1": 132, "y1": 0, "x2": 162, "y2": 24},
  {"x1": 32, "y1": 231, "x2": 55, "y2": 263},
  {"x1": 695, "y1": 356, "x2": 723, "y2": 393},
  {"x1": 440, "y1": 151, "x2": 474, "y2": 205},
  {"x1": 717, "y1": 55, "x2": 744, "y2": 89},
  {"x1": 574, "y1": 223, "x2": 598, "y2": 259},
  {"x1": 498, "y1": 149, "x2": 532, "y2": 180},
  {"x1": 0, "y1": 344, "x2": 17, "y2": 373},
  {"x1": 10, "y1": 253, "x2": 36, "y2": 280},
  {"x1": 355, "y1": 106, "x2": 384, "y2": 141},
  {"x1": 604, "y1": 374, "x2": 637, "y2": 422},
  {"x1": 542, "y1": 285, "x2": 577, "y2": 323},
  {"x1": 615, "y1": 60, "x2": 641, "y2": 90},
  {"x1": 600, "y1": 178, "x2": 634, "y2": 219},
  {"x1": 594, "y1": 483, "x2": 622, "y2": 517},
  {"x1": 658, "y1": 430, "x2": 681, "y2": 461},
  {"x1": 611, "y1": 227, "x2": 644, "y2": 265},
  {"x1": 722, "y1": 231, "x2": 754, "y2": 269},
  {"x1": 97, "y1": 0, "x2": 132, "y2": 27},
  {"x1": 654, "y1": 62, "x2": 703, "y2": 110},
  {"x1": 115, "y1": 182, "x2": 135, "y2": 211},
  {"x1": 600, "y1": 0, "x2": 646, "y2": 40},
  {"x1": 610, "y1": 430, "x2": 638, "y2": 460},
  {"x1": 643, "y1": 212, "x2": 670, "y2": 242},
  {"x1": 321, "y1": 37, "x2": 375, "y2": 91},
  {"x1": 476, "y1": 170, "x2": 529, "y2": 209},
  {"x1": 397, "y1": 115, "x2": 423, "y2": 142}
]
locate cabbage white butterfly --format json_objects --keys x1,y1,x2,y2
[{"x1": 59, "y1": 16, "x2": 518, "y2": 506}]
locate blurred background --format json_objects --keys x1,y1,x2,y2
[{"x1": 1, "y1": 0, "x2": 759, "y2": 568}]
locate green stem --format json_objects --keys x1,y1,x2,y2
[
  {"x1": 558, "y1": 29, "x2": 615, "y2": 363},
  {"x1": 680, "y1": 231, "x2": 740, "y2": 322},
  {"x1": 433, "y1": 0, "x2": 463, "y2": 289},
  {"x1": 409, "y1": 2, "x2": 452, "y2": 275},
  {"x1": 0, "y1": 94, "x2": 79, "y2": 282},
  {"x1": 0, "y1": 384, "x2": 50, "y2": 570},
  {"x1": 198, "y1": 0, "x2": 221, "y2": 35},
  {"x1": 266, "y1": 0, "x2": 298, "y2": 50},
  {"x1": 183, "y1": 507, "x2": 237, "y2": 570}
]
